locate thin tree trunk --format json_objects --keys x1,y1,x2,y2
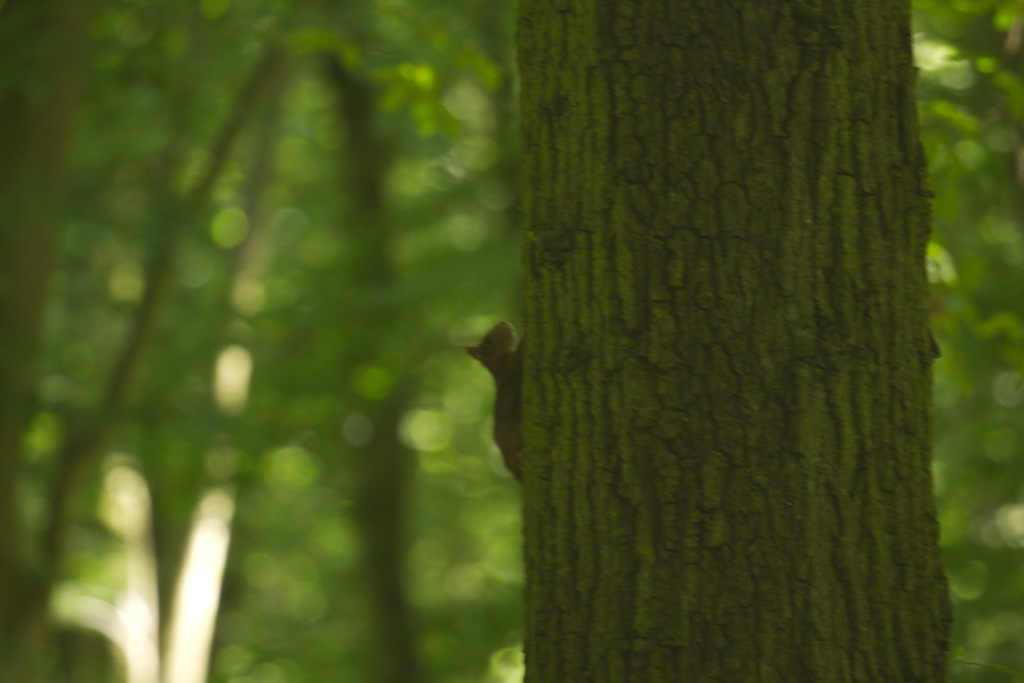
[
  {"x1": 324, "y1": 57, "x2": 421, "y2": 683},
  {"x1": 0, "y1": 1, "x2": 101, "y2": 678},
  {"x1": 518, "y1": 2, "x2": 951, "y2": 681}
]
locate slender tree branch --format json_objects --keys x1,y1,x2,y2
[
  {"x1": 42, "y1": 44, "x2": 291, "y2": 581},
  {"x1": 104, "y1": 45, "x2": 290, "y2": 411}
]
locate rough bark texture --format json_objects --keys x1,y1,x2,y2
[{"x1": 518, "y1": 2, "x2": 952, "y2": 681}]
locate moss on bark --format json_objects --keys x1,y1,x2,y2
[{"x1": 519, "y1": 2, "x2": 952, "y2": 681}]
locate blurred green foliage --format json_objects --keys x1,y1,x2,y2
[
  {"x1": 3, "y1": 0, "x2": 1024, "y2": 681},
  {"x1": 7, "y1": 0, "x2": 521, "y2": 681},
  {"x1": 916, "y1": 1, "x2": 1024, "y2": 680}
]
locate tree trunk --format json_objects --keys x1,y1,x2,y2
[
  {"x1": 518, "y1": 2, "x2": 952, "y2": 681},
  {"x1": 324, "y1": 57, "x2": 421, "y2": 683},
  {"x1": 0, "y1": 1, "x2": 100, "y2": 679}
]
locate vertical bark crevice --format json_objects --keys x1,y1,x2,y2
[{"x1": 520, "y1": 1, "x2": 951, "y2": 681}]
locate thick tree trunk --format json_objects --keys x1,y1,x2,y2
[{"x1": 518, "y1": 2, "x2": 952, "y2": 681}]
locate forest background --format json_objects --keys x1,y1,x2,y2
[{"x1": 0, "y1": 1, "x2": 1022, "y2": 682}]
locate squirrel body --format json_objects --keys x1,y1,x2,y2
[{"x1": 465, "y1": 321, "x2": 523, "y2": 482}]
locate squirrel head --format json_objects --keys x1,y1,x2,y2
[{"x1": 465, "y1": 321, "x2": 518, "y2": 364}]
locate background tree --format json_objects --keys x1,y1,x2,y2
[
  {"x1": 518, "y1": 1, "x2": 952, "y2": 680},
  {"x1": 0, "y1": 0, "x2": 103, "y2": 677},
  {"x1": 1, "y1": 1, "x2": 523, "y2": 681}
]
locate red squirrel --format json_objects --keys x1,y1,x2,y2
[{"x1": 465, "y1": 321, "x2": 523, "y2": 482}]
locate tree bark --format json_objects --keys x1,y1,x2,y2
[{"x1": 518, "y1": 2, "x2": 952, "y2": 681}]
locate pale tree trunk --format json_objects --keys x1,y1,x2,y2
[{"x1": 518, "y1": 2, "x2": 952, "y2": 681}]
